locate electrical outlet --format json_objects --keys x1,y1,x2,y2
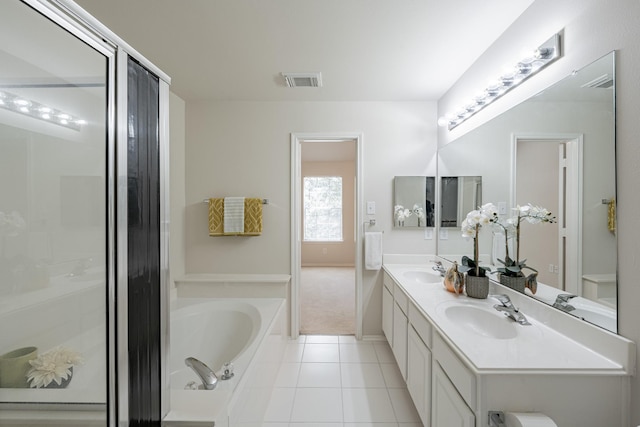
[
  {"x1": 554, "y1": 265, "x2": 559, "y2": 273},
  {"x1": 424, "y1": 228, "x2": 433, "y2": 240},
  {"x1": 549, "y1": 264, "x2": 554, "y2": 273},
  {"x1": 439, "y1": 229, "x2": 448, "y2": 240},
  {"x1": 498, "y1": 202, "x2": 507, "y2": 215}
]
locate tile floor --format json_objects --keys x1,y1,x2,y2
[{"x1": 263, "y1": 335, "x2": 422, "y2": 427}]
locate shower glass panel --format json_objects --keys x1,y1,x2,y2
[{"x1": 0, "y1": 0, "x2": 108, "y2": 423}]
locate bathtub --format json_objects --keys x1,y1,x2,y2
[{"x1": 163, "y1": 298, "x2": 287, "y2": 426}]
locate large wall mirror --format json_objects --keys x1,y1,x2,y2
[{"x1": 437, "y1": 52, "x2": 617, "y2": 333}]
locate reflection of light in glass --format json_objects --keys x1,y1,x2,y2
[{"x1": 0, "y1": 90, "x2": 83, "y2": 131}]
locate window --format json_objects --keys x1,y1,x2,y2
[{"x1": 303, "y1": 176, "x2": 342, "y2": 241}]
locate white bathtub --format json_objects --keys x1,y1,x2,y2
[{"x1": 163, "y1": 298, "x2": 286, "y2": 426}]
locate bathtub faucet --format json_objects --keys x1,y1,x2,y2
[{"x1": 185, "y1": 357, "x2": 218, "y2": 390}]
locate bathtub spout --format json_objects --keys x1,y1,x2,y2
[{"x1": 185, "y1": 357, "x2": 218, "y2": 390}]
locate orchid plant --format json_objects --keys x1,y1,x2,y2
[
  {"x1": 492, "y1": 203, "x2": 556, "y2": 278},
  {"x1": 460, "y1": 203, "x2": 497, "y2": 277}
]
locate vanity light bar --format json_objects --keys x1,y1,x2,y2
[
  {"x1": 440, "y1": 33, "x2": 562, "y2": 131},
  {"x1": 0, "y1": 90, "x2": 84, "y2": 131}
]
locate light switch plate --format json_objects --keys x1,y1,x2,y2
[
  {"x1": 424, "y1": 228, "x2": 433, "y2": 240},
  {"x1": 366, "y1": 201, "x2": 376, "y2": 215},
  {"x1": 498, "y1": 201, "x2": 507, "y2": 215},
  {"x1": 439, "y1": 229, "x2": 448, "y2": 240}
]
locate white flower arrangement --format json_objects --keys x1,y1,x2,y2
[
  {"x1": 27, "y1": 347, "x2": 83, "y2": 388},
  {"x1": 394, "y1": 205, "x2": 413, "y2": 226},
  {"x1": 412, "y1": 204, "x2": 425, "y2": 226},
  {"x1": 460, "y1": 203, "x2": 497, "y2": 277},
  {"x1": 492, "y1": 203, "x2": 556, "y2": 279}
]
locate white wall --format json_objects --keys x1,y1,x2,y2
[
  {"x1": 438, "y1": 0, "x2": 640, "y2": 423},
  {"x1": 184, "y1": 101, "x2": 437, "y2": 336},
  {"x1": 169, "y1": 92, "x2": 186, "y2": 287}
]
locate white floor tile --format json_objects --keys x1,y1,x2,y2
[
  {"x1": 291, "y1": 388, "x2": 344, "y2": 422},
  {"x1": 342, "y1": 388, "x2": 397, "y2": 423},
  {"x1": 306, "y1": 335, "x2": 341, "y2": 344},
  {"x1": 388, "y1": 388, "x2": 421, "y2": 423},
  {"x1": 298, "y1": 362, "x2": 342, "y2": 388},
  {"x1": 264, "y1": 388, "x2": 296, "y2": 422},
  {"x1": 283, "y1": 343, "x2": 305, "y2": 362},
  {"x1": 302, "y1": 343, "x2": 340, "y2": 363},
  {"x1": 274, "y1": 362, "x2": 301, "y2": 387},
  {"x1": 379, "y1": 363, "x2": 406, "y2": 388},
  {"x1": 339, "y1": 343, "x2": 378, "y2": 363},
  {"x1": 373, "y1": 341, "x2": 395, "y2": 363},
  {"x1": 340, "y1": 363, "x2": 386, "y2": 388}
]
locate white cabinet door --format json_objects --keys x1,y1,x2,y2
[
  {"x1": 382, "y1": 284, "x2": 393, "y2": 345},
  {"x1": 392, "y1": 300, "x2": 408, "y2": 378},
  {"x1": 431, "y1": 362, "x2": 474, "y2": 427},
  {"x1": 407, "y1": 326, "x2": 431, "y2": 426}
]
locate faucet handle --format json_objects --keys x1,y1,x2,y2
[{"x1": 489, "y1": 294, "x2": 511, "y2": 306}]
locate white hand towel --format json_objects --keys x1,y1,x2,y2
[
  {"x1": 224, "y1": 197, "x2": 245, "y2": 233},
  {"x1": 365, "y1": 231, "x2": 383, "y2": 270}
]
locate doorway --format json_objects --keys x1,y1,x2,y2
[
  {"x1": 512, "y1": 135, "x2": 582, "y2": 293},
  {"x1": 291, "y1": 133, "x2": 363, "y2": 339}
]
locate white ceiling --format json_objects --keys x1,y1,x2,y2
[{"x1": 72, "y1": 0, "x2": 535, "y2": 102}]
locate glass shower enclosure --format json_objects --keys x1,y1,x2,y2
[{"x1": 0, "y1": 0, "x2": 109, "y2": 423}]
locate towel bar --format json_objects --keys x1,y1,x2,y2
[{"x1": 203, "y1": 198, "x2": 269, "y2": 205}]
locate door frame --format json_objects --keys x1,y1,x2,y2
[
  {"x1": 510, "y1": 133, "x2": 583, "y2": 294},
  {"x1": 291, "y1": 132, "x2": 364, "y2": 339}
]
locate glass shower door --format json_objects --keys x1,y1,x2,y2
[{"x1": 0, "y1": 1, "x2": 109, "y2": 424}]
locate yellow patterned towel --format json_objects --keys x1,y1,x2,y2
[
  {"x1": 607, "y1": 198, "x2": 616, "y2": 233},
  {"x1": 208, "y1": 198, "x2": 263, "y2": 236}
]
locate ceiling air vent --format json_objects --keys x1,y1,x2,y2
[
  {"x1": 282, "y1": 72, "x2": 323, "y2": 88},
  {"x1": 581, "y1": 74, "x2": 614, "y2": 89}
]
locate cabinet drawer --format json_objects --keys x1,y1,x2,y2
[
  {"x1": 393, "y1": 282, "x2": 409, "y2": 314},
  {"x1": 409, "y1": 301, "x2": 432, "y2": 349},
  {"x1": 432, "y1": 332, "x2": 476, "y2": 410}
]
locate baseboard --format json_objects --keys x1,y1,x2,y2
[{"x1": 361, "y1": 334, "x2": 386, "y2": 342}]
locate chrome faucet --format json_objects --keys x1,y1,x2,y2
[
  {"x1": 490, "y1": 294, "x2": 530, "y2": 325},
  {"x1": 185, "y1": 357, "x2": 218, "y2": 390},
  {"x1": 432, "y1": 261, "x2": 447, "y2": 277},
  {"x1": 553, "y1": 293, "x2": 577, "y2": 312}
]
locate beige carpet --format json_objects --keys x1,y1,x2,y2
[{"x1": 300, "y1": 267, "x2": 356, "y2": 335}]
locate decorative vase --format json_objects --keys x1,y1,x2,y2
[
  {"x1": 499, "y1": 274, "x2": 526, "y2": 293},
  {"x1": 43, "y1": 367, "x2": 73, "y2": 389},
  {"x1": 0, "y1": 346, "x2": 37, "y2": 388},
  {"x1": 465, "y1": 274, "x2": 489, "y2": 299}
]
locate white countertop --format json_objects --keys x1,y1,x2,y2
[{"x1": 383, "y1": 262, "x2": 631, "y2": 375}]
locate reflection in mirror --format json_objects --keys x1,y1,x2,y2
[
  {"x1": 393, "y1": 176, "x2": 435, "y2": 228},
  {"x1": 440, "y1": 176, "x2": 482, "y2": 227},
  {"x1": 437, "y1": 52, "x2": 617, "y2": 332}
]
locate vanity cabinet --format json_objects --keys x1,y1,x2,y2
[
  {"x1": 407, "y1": 325, "x2": 431, "y2": 426},
  {"x1": 392, "y1": 283, "x2": 409, "y2": 378},
  {"x1": 432, "y1": 361, "x2": 475, "y2": 427},
  {"x1": 382, "y1": 264, "x2": 633, "y2": 427},
  {"x1": 382, "y1": 280, "x2": 393, "y2": 343}
]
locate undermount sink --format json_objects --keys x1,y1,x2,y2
[
  {"x1": 402, "y1": 269, "x2": 442, "y2": 284},
  {"x1": 442, "y1": 304, "x2": 518, "y2": 340}
]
